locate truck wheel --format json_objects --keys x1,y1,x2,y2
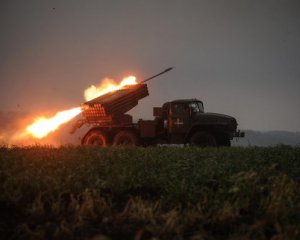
[
  {"x1": 113, "y1": 131, "x2": 138, "y2": 146},
  {"x1": 189, "y1": 131, "x2": 216, "y2": 147},
  {"x1": 218, "y1": 135, "x2": 231, "y2": 147},
  {"x1": 83, "y1": 130, "x2": 108, "y2": 146}
]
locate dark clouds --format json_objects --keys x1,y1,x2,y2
[{"x1": 0, "y1": 0, "x2": 300, "y2": 131}]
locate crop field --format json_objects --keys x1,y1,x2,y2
[{"x1": 0, "y1": 146, "x2": 300, "y2": 240}]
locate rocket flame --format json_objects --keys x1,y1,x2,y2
[
  {"x1": 84, "y1": 76, "x2": 137, "y2": 101},
  {"x1": 25, "y1": 107, "x2": 82, "y2": 139},
  {"x1": 24, "y1": 75, "x2": 138, "y2": 139}
]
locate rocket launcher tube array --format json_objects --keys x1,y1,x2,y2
[
  {"x1": 82, "y1": 84, "x2": 149, "y2": 122},
  {"x1": 81, "y1": 67, "x2": 173, "y2": 123}
]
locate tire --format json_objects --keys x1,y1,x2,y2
[
  {"x1": 189, "y1": 131, "x2": 216, "y2": 147},
  {"x1": 113, "y1": 130, "x2": 138, "y2": 146},
  {"x1": 82, "y1": 130, "x2": 108, "y2": 146},
  {"x1": 218, "y1": 135, "x2": 231, "y2": 147}
]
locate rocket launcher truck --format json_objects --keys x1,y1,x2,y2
[{"x1": 71, "y1": 68, "x2": 244, "y2": 146}]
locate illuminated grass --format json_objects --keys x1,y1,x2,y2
[{"x1": 0, "y1": 146, "x2": 299, "y2": 239}]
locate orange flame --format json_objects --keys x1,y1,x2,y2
[
  {"x1": 24, "y1": 75, "x2": 138, "y2": 139},
  {"x1": 25, "y1": 107, "x2": 82, "y2": 139},
  {"x1": 84, "y1": 76, "x2": 137, "y2": 101}
]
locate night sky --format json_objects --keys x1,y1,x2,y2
[{"x1": 1, "y1": 0, "x2": 300, "y2": 131}]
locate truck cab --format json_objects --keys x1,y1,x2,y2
[{"x1": 154, "y1": 99, "x2": 244, "y2": 146}]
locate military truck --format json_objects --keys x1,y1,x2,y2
[{"x1": 71, "y1": 68, "x2": 244, "y2": 147}]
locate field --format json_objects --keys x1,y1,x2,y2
[{"x1": 0, "y1": 146, "x2": 300, "y2": 240}]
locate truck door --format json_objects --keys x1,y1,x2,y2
[{"x1": 169, "y1": 102, "x2": 190, "y2": 134}]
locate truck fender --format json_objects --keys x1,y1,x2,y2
[
  {"x1": 184, "y1": 124, "x2": 215, "y2": 143},
  {"x1": 81, "y1": 127, "x2": 108, "y2": 145}
]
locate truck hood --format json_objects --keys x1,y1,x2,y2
[{"x1": 193, "y1": 112, "x2": 237, "y2": 129}]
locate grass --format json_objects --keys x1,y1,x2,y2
[{"x1": 0, "y1": 145, "x2": 300, "y2": 239}]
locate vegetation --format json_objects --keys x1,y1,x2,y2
[{"x1": 0, "y1": 145, "x2": 300, "y2": 239}]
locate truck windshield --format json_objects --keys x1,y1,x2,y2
[
  {"x1": 197, "y1": 102, "x2": 204, "y2": 112},
  {"x1": 189, "y1": 102, "x2": 204, "y2": 113}
]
